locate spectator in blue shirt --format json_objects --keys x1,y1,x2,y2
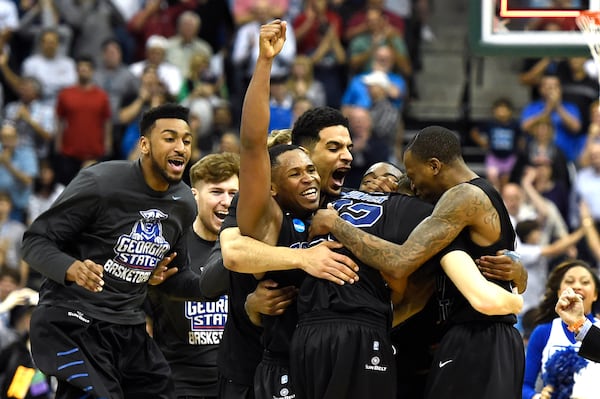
[
  {"x1": 521, "y1": 74, "x2": 583, "y2": 163},
  {"x1": 0, "y1": 122, "x2": 38, "y2": 223}
]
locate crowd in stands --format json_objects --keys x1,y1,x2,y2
[
  {"x1": 2, "y1": 0, "x2": 600, "y2": 397},
  {"x1": 0, "y1": 0, "x2": 426, "y2": 390},
  {"x1": 0, "y1": 0, "x2": 428, "y2": 291}
]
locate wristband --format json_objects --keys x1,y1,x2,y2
[
  {"x1": 504, "y1": 250, "x2": 521, "y2": 262},
  {"x1": 568, "y1": 317, "x2": 586, "y2": 333}
]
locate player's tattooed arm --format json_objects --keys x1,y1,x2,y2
[
  {"x1": 319, "y1": 184, "x2": 486, "y2": 280},
  {"x1": 390, "y1": 184, "x2": 501, "y2": 277}
]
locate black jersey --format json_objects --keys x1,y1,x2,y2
[
  {"x1": 21, "y1": 160, "x2": 199, "y2": 325},
  {"x1": 217, "y1": 195, "x2": 263, "y2": 386},
  {"x1": 298, "y1": 190, "x2": 434, "y2": 326},
  {"x1": 148, "y1": 229, "x2": 226, "y2": 397},
  {"x1": 434, "y1": 177, "x2": 517, "y2": 325},
  {"x1": 260, "y1": 213, "x2": 309, "y2": 358}
]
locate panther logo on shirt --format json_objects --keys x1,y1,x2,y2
[{"x1": 129, "y1": 210, "x2": 169, "y2": 244}]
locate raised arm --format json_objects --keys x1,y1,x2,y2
[
  {"x1": 0, "y1": 51, "x2": 22, "y2": 95},
  {"x1": 520, "y1": 166, "x2": 550, "y2": 223},
  {"x1": 237, "y1": 20, "x2": 287, "y2": 242}
]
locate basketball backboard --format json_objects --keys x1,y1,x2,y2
[{"x1": 470, "y1": 0, "x2": 599, "y2": 56}]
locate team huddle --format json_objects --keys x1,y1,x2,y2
[{"x1": 21, "y1": 20, "x2": 526, "y2": 399}]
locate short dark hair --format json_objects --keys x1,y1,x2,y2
[
  {"x1": 515, "y1": 219, "x2": 540, "y2": 243},
  {"x1": 75, "y1": 55, "x2": 95, "y2": 68},
  {"x1": 101, "y1": 37, "x2": 121, "y2": 50},
  {"x1": 270, "y1": 75, "x2": 287, "y2": 85},
  {"x1": 541, "y1": 71, "x2": 560, "y2": 80},
  {"x1": 292, "y1": 106, "x2": 349, "y2": 150},
  {"x1": 405, "y1": 125, "x2": 462, "y2": 164},
  {"x1": 139, "y1": 103, "x2": 190, "y2": 137},
  {"x1": 361, "y1": 161, "x2": 403, "y2": 179},
  {"x1": 39, "y1": 27, "x2": 60, "y2": 42},
  {"x1": 268, "y1": 144, "x2": 305, "y2": 169},
  {"x1": 492, "y1": 97, "x2": 513, "y2": 111}
]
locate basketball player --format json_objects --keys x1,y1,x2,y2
[
  {"x1": 238, "y1": 19, "x2": 346, "y2": 399},
  {"x1": 307, "y1": 126, "x2": 526, "y2": 399},
  {"x1": 147, "y1": 152, "x2": 239, "y2": 398},
  {"x1": 21, "y1": 104, "x2": 206, "y2": 398}
]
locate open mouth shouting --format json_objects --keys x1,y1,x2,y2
[
  {"x1": 214, "y1": 210, "x2": 228, "y2": 221},
  {"x1": 167, "y1": 158, "x2": 186, "y2": 174},
  {"x1": 330, "y1": 167, "x2": 350, "y2": 191}
]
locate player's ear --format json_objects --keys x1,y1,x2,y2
[
  {"x1": 139, "y1": 136, "x2": 149, "y2": 155},
  {"x1": 270, "y1": 182, "x2": 278, "y2": 197},
  {"x1": 429, "y1": 158, "x2": 442, "y2": 175}
]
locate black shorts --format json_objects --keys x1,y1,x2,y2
[
  {"x1": 424, "y1": 321, "x2": 524, "y2": 399},
  {"x1": 177, "y1": 397, "x2": 216, "y2": 399},
  {"x1": 253, "y1": 352, "x2": 295, "y2": 399},
  {"x1": 30, "y1": 305, "x2": 174, "y2": 399},
  {"x1": 217, "y1": 376, "x2": 254, "y2": 399},
  {"x1": 290, "y1": 314, "x2": 396, "y2": 399}
]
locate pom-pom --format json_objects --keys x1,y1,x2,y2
[{"x1": 543, "y1": 347, "x2": 588, "y2": 399}]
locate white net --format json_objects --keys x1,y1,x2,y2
[
  {"x1": 577, "y1": 13, "x2": 600, "y2": 55},
  {"x1": 577, "y1": 12, "x2": 600, "y2": 103}
]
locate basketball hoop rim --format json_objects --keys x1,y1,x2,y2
[{"x1": 577, "y1": 10, "x2": 600, "y2": 25}]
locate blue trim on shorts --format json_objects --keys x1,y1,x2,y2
[
  {"x1": 66, "y1": 373, "x2": 89, "y2": 381},
  {"x1": 58, "y1": 360, "x2": 84, "y2": 370},
  {"x1": 57, "y1": 347, "x2": 79, "y2": 356}
]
